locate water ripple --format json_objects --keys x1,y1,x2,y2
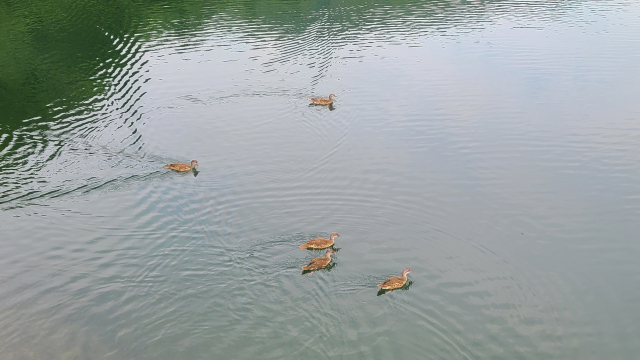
[{"x1": 2, "y1": 0, "x2": 640, "y2": 358}]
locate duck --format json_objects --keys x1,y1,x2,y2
[
  {"x1": 299, "y1": 232, "x2": 339, "y2": 250},
  {"x1": 308, "y1": 94, "x2": 336, "y2": 105},
  {"x1": 164, "y1": 160, "x2": 199, "y2": 172},
  {"x1": 377, "y1": 268, "x2": 412, "y2": 290},
  {"x1": 301, "y1": 249, "x2": 336, "y2": 271}
]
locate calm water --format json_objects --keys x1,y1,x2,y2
[{"x1": 1, "y1": 0, "x2": 640, "y2": 358}]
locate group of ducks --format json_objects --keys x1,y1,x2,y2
[
  {"x1": 162, "y1": 95, "x2": 336, "y2": 172},
  {"x1": 163, "y1": 94, "x2": 412, "y2": 294},
  {"x1": 298, "y1": 232, "x2": 413, "y2": 293}
]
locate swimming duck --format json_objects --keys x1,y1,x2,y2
[
  {"x1": 377, "y1": 268, "x2": 412, "y2": 290},
  {"x1": 164, "y1": 160, "x2": 199, "y2": 172},
  {"x1": 299, "y1": 232, "x2": 339, "y2": 250},
  {"x1": 308, "y1": 94, "x2": 336, "y2": 105},
  {"x1": 301, "y1": 249, "x2": 336, "y2": 271}
]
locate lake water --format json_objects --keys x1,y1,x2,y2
[{"x1": 1, "y1": 0, "x2": 640, "y2": 358}]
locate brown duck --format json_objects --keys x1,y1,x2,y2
[
  {"x1": 377, "y1": 268, "x2": 412, "y2": 290},
  {"x1": 308, "y1": 94, "x2": 336, "y2": 105},
  {"x1": 299, "y1": 232, "x2": 339, "y2": 250},
  {"x1": 164, "y1": 160, "x2": 199, "y2": 172},
  {"x1": 301, "y1": 249, "x2": 336, "y2": 271}
]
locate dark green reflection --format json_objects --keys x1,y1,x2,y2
[
  {"x1": 1, "y1": 0, "x2": 578, "y2": 127},
  {"x1": 1, "y1": 0, "x2": 217, "y2": 126},
  {"x1": 1, "y1": 0, "x2": 128, "y2": 125}
]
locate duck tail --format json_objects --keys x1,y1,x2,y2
[{"x1": 299, "y1": 243, "x2": 309, "y2": 249}]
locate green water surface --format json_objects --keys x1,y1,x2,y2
[{"x1": 1, "y1": 0, "x2": 640, "y2": 359}]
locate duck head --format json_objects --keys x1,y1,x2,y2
[
  {"x1": 330, "y1": 232, "x2": 340, "y2": 240},
  {"x1": 328, "y1": 94, "x2": 336, "y2": 100},
  {"x1": 190, "y1": 160, "x2": 199, "y2": 167},
  {"x1": 325, "y1": 248, "x2": 336, "y2": 257},
  {"x1": 402, "y1": 268, "x2": 413, "y2": 276}
]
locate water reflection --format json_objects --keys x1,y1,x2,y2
[
  {"x1": 0, "y1": 0, "x2": 603, "y2": 210},
  {"x1": 309, "y1": 103, "x2": 336, "y2": 111},
  {"x1": 1, "y1": 0, "x2": 639, "y2": 359}
]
